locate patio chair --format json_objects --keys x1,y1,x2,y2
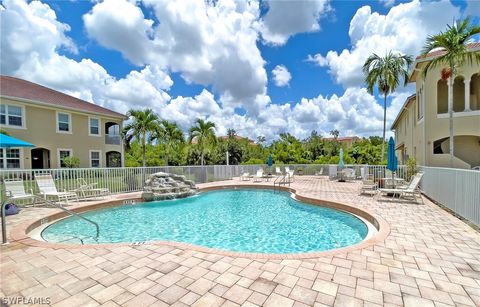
[
  {"x1": 359, "y1": 175, "x2": 377, "y2": 197},
  {"x1": 328, "y1": 165, "x2": 338, "y2": 180},
  {"x1": 275, "y1": 167, "x2": 283, "y2": 176},
  {"x1": 253, "y1": 169, "x2": 264, "y2": 182},
  {"x1": 74, "y1": 178, "x2": 110, "y2": 200},
  {"x1": 343, "y1": 168, "x2": 356, "y2": 181},
  {"x1": 314, "y1": 168, "x2": 324, "y2": 176},
  {"x1": 376, "y1": 172, "x2": 424, "y2": 204},
  {"x1": 287, "y1": 170, "x2": 295, "y2": 182},
  {"x1": 240, "y1": 173, "x2": 250, "y2": 181},
  {"x1": 35, "y1": 174, "x2": 78, "y2": 205},
  {"x1": 3, "y1": 179, "x2": 36, "y2": 206}
]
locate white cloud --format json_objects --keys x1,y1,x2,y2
[
  {"x1": 258, "y1": 0, "x2": 330, "y2": 45},
  {"x1": 272, "y1": 65, "x2": 292, "y2": 87},
  {"x1": 84, "y1": 0, "x2": 268, "y2": 114},
  {"x1": 309, "y1": 0, "x2": 461, "y2": 88},
  {"x1": 379, "y1": 0, "x2": 395, "y2": 8},
  {"x1": 83, "y1": 0, "x2": 154, "y2": 65}
]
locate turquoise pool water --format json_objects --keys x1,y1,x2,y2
[{"x1": 41, "y1": 189, "x2": 369, "y2": 253}]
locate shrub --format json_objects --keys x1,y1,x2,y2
[
  {"x1": 63, "y1": 156, "x2": 80, "y2": 168},
  {"x1": 406, "y1": 157, "x2": 417, "y2": 180}
]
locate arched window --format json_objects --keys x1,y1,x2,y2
[
  {"x1": 471, "y1": 73, "x2": 480, "y2": 111},
  {"x1": 437, "y1": 80, "x2": 448, "y2": 114},
  {"x1": 453, "y1": 76, "x2": 465, "y2": 112}
]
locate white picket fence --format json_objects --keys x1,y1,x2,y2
[{"x1": 420, "y1": 166, "x2": 480, "y2": 226}]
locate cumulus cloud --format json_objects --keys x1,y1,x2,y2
[
  {"x1": 0, "y1": 0, "x2": 172, "y2": 114},
  {"x1": 83, "y1": 0, "x2": 154, "y2": 65},
  {"x1": 258, "y1": 0, "x2": 330, "y2": 45},
  {"x1": 272, "y1": 65, "x2": 292, "y2": 87},
  {"x1": 308, "y1": 0, "x2": 461, "y2": 88},
  {"x1": 84, "y1": 0, "x2": 268, "y2": 114}
]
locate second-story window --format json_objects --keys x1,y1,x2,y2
[
  {"x1": 89, "y1": 118, "x2": 100, "y2": 135},
  {"x1": 57, "y1": 112, "x2": 71, "y2": 133},
  {"x1": 1, "y1": 104, "x2": 24, "y2": 127}
]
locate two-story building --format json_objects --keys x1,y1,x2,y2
[
  {"x1": 391, "y1": 44, "x2": 480, "y2": 169},
  {"x1": 0, "y1": 76, "x2": 127, "y2": 169}
]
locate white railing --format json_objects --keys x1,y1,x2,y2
[
  {"x1": 420, "y1": 166, "x2": 480, "y2": 226},
  {"x1": 0, "y1": 164, "x2": 407, "y2": 197}
]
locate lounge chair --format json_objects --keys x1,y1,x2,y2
[
  {"x1": 253, "y1": 169, "x2": 264, "y2": 182},
  {"x1": 74, "y1": 178, "x2": 110, "y2": 199},
  {"x1": 35, "y1": 174, "x2": 78, "y2": 205},
  {"x1": 314, "y1": 168, "x2": 324, "y2": 176},
  {"x1": 287, "y1": 170, "x2": 294, "y2": 182},
  {"x1": 240, "y1": 173, "x2": 250, "y2": 181},
  {"x1": 359, "y1": 175, "x2": 377, "y2": 196},
  {"x1": 376, "y1": 172, "x2": 424, "y2": 203},
  {"x1": 343, "y1": 168, "x2": 356, "y2": 181},
  {"x1": 275, "y1": 167, "x2": 283, "y2": 176},
  {"x1": 3, "y1": 179, "x2": 36, "y2": 206}
]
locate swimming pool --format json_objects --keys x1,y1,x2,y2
[{"x1": 41, "y1": 189, "x2": 369, "y2": 253}]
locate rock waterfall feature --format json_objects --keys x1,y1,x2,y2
[{"x1": 142, "y1": 172, "x2": 198, "y2": 201}]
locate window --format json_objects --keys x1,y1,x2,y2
[
  {"x1": 57, "y1": 112, "x2": 71, "y2": 133},
  {"x1": 0, "y1": 148, "x2": 21, "y2": 169},
  {"x1": 89, "y1": 118, "x2": 100, "y2": 135},
  {"x1": 0, "y1": 104, "x2": 24, "y2": 127},
  {"x1": 58, "y1": 149, "x2": 72, "y2": 168},
  {"x1": 417, "y1": 89, "x2": 424, "y2": 120},
  {"x1": 90, "y1": 150, "x2": 101, "y2": 168}
]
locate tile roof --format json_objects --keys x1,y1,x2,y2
[
  {"x1": 416, "y1": 42, "x2": 480, "y2": 60},
  {"x1": 323, "y1": 136, "x2": 360, "y2": 142},
  {"x1": 0, "y1": 75, "x2": 126, "y2": 118}
]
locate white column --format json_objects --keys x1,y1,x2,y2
[{"x1": 464, "y1": 77, "x2": 471, "y2": 111}]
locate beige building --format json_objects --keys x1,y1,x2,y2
[
  {"x1": 323, "y1": 136, "x2": 360, "y2": 149},
  {"x1": 391, "y1": 44, "x2": 480, "y2": 169},
  {"x1": 0, "y1": 76, "x2": 126, "y2": 169}
]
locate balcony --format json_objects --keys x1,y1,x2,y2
[{"x1": 105, "y1": 134, "x2": 121, "y2": 145}]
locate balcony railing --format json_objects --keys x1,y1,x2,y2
[{"x1": 105, "y1": 134, "x2": 121, "y2": 145}]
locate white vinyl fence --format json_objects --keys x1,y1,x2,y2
[
  {"x1": 420, "y1": 167, "x2": 480, "y2": 226},
  {"x1": 0, "y1": 164, "x2": 408, "y2": 197}
]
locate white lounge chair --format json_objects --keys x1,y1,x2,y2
[
  {"x1": 359, "y1": 174, "x2": 377, "y2": 196},
  {"x1": 253, "y1": 169, "x2": 264, "y2": 182},
  {"x1": 376, "y1": 172, "x2": 424, "y2": 203},
  {"x1": 3, "y1": 179, "x2": 36, "y2": 206},
  {"x1": 343, "y1": 168, "x2": 356, "y2": 181},
  {"x1": 240, "y1": 173, "x2": 250, "y2": 181},
  {"x1": 74, "y1": 178, "x2": 110, "y2": 199},
  {"x1": 35, "y1": 174, "x2": 78, "y2": 205},
  {"x1": 287, "y1": 170, "x2": 294, "y2": 182},
  {"x1": 275, "y1": 167, "x2": 283, "y2": 176}
]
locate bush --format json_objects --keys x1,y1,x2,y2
[
  {"x1": 406, "y1": 157, "x2": 417, "y2": 180},
  {"x1": 63, "y1": 156, "x2": 80, "y2": 168},
  {"x1": 241, "y1": 158, "x2": 264, "y2": 165}
]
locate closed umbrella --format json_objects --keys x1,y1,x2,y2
[
  {"x1": 386, "y1": 137, "x2": 398, "y2": 188},
  {"x1": 338, "y1": 148, "x2": 345, "y2": 169},
  {"x1": 267, "y1": 154, "x2": 273, "y2": 168}
]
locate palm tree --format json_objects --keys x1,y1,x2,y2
[
  {"x1": 188, "y1": 118, "x2": 216, "y2": 165},
  {"x1": 122, "y1": 109, "x2": 159, "y2": 167},
  {"x1": 363, "y1": 51, "x2": 413, "y2": 163},
  {"x1": 151, "y1": 120, "x2": 184, "y2": 166},
  {"x1": 421, "y1": 18, "x2": 480, "y2": 167}
]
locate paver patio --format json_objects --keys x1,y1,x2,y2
[{"x1": 1, "y1": 176, "x2": 480, "y2": 306}]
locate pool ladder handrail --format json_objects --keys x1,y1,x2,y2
[
  {"x1": 1, "y1": 195, "x2": 100, "y2": 245},
  {"x1": 273, "y1": 172, "x2": 291, "y2": 191}
]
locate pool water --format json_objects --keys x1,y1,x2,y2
[{"x1": 42, "y1": 189, "x2": 369, "y2": 254}]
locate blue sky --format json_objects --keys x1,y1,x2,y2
[{"x1": 1, "y1": 0, "x2": 478, "y2": 141}]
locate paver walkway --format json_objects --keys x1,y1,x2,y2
[{"x1": 1, "y1": 176, "x2": 479, "y2": 306}]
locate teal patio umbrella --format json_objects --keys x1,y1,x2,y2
[
  {"x1": 387, "y1": 137, "x2": 398, "y2": 188},
  {"x1": 267, "y1": 154, "x2": 273, "y2": 168},
  {"x1": 338, "y1": 148, "x2": 345, "y2": 169},
  {"x1": 0, "y1": 133, "x2": 34, "y2": 148}
]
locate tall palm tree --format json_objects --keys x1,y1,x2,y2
[
  {"x1": 421, "y1": 18, "x2": 480, "y2": 167},
  {"x1": 188, "y1": 118, "x2": 216, "y2": 166},
  {"x1": 122, "y1": 109, "x2": 159, "y2": 167},
  {"x1": 363, "y1": 51, "x2": 413, "y2": 163},
  {"x1": 151, "y1": 120, "x2": 184, "y2": 166}
]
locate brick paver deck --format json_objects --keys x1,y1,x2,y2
[{"x1": 1, "y1": 176, "x2": 479, "y2": 306}]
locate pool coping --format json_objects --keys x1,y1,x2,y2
[{"x1": 9, "y1": 185, "x2": 390, "y2": 260}]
